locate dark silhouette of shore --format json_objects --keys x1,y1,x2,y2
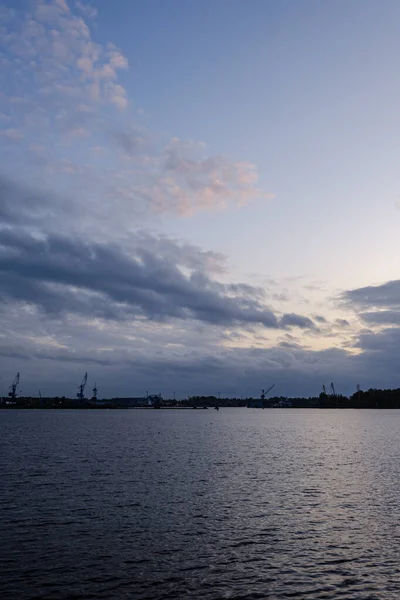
[{"x1": 2, "y1": 387, "x2": 400, "y2": 409}]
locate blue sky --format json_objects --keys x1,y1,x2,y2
[{"x1": 1, "y1": 0, "x2": 400, "y2": 398}]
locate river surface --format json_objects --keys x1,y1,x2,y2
[{"x1": 1, "y1": 408, "x2": 400, "y2": 599}]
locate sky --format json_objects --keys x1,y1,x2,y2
[{"x1": 1, "y1": 0, "x2": 400, "y2": 399}]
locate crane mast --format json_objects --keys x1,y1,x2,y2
[{"x1": 77, "y1": 372, "x2": 88, "y2": 402}]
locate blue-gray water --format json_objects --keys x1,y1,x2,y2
[{"x1": 1, "y1": 408, "x2": 400, "y2": 599}]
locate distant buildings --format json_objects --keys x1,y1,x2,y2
[{"x1": 110, "y1": 395, "x2": 161, "y2": 408}]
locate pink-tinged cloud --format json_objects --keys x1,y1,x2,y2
[
  {"x1": 148, "y1": 139, "x2": 272, "y2": 215},
  {"x1": 0, "y1": 1, "x2": 271, "y2": 220}
]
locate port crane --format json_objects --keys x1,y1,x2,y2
[
  {"x1": 77, "y1": 372, "x2": 88, "y2": 402},
  {"x1": 260, "y1": 384, "x2": 275, "y2": 408},
  {"x1": 8, "y1": 372, "x2": 20, "y2": 399},
  {"x1": 321, "y1": 383, "x2": 337, "y2": 397},
  {"x1": 261, "y1": 385, "x2": 275, "y2": 401},
  {"x1": 92, "y1": 382, "x2": 98, "y2": 401}
]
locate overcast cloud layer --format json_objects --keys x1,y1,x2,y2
[{"x1": 0, "y1": 0, "x2": 399, "y2": 398}]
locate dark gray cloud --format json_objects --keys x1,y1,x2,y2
[
  {"x1": 279, "y1": 341, "x2": 305, "y2": 350},
  {"x1": 0, "y1": 228, "x2": 315, "y2": 331},
  {"x1": 280, "y1": 313, "x2": 316, "y2": 330},
  {"x1": 341, "y1": 279, "x2": 400, "y2": 327},
  {"x1": 2, "y1": 300, "x2": 400, "y2": 398},
  {"x1": 0, "y1": 176, "x2": 320, "y2": 398},
  {"x1": 335, "y1": 318, "x2": 350, "y2": 328},
  {"x1": 342, "y1": 280, "x2": 400, "y2": 310},
  {"x1": 0, "y1": 340, "x2": 353, "y2": 398},
  {"x1": 348, "y1": 326, "x2": 400, "y2": 387},
  {"x1": 313, "y1": 315, "x2": 327, "y2": 323},
  {"x1": 0, "y1": 176, "x2": 49, "y2": 225},
  {"x1": 361, "y1": 311, "x2": 400, "y2": 326},
  {"x1": 0, "y1": 341, "x2": 113, "y2": 366},
  {"x1": 3, "y1": 340, "x2": 386, "y2": 399},
  {"x1": 356, "y1": 326, "x2": 400, "y2": 353},
  {"x1": 3, "y1": 172, "x2": 399, "y2": 399},
  {"x1": 332, "y1": 279, "x2": 400, "y2": 389}
]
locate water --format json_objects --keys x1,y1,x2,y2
[{"x1": 1, "y1": 408, "x2": 400, "y2": 599}]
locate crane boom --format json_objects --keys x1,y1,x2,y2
[
  {"x1": 77, "y1": 372, "x2": 88, "y2": 402},
  {"x1": 8, "y1": 372, "x2": 20, "y2": 399},
  {"x1": 260, "y1": 384, "x2": 275, "y2": 404}
]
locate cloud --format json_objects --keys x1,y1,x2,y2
[
  {"x1": 110, "y1": 134, "x2": 271, "y2": 216},
  {"x1": 153, "y1": 138, "x2": 272, "y2": 215},
  {"x1": 356, "y1": 327, "x2": 400, "y2": 352},
  {"x1": 0, "y1": 0, "x2": 129, "y2": 139},
  {"x1": 328, "y1": 280, "x2": 400, "y2": 389},
  {"x1": 280, "y1": 313, "x2": 317, "y2": 330},
  {"x1": 133, "y1": 231, "x2": 228, "y2": 275},
  {"x1": 335, "y1": 318, "x2": 350, "y2": 328},
  {"x1": 0, "y1": 176, "x2": 57, "y2": 225},
  {"x1": 0, "y1": 300, "x2": 355, "y2": 398},
  {"x1": 2, "y1": 1, "x2": 382, "y2": 398},
  {"x1": 0, "y1": 337, "x2": 376, "y2": 399},
  {"x1": 0, "y1": 220, "x2": 398, "y2": 397},
  {"x1": 0, "y1": 341, "x2": 113, "y2": 366},
  {"x1": 341, "y1": 280, "x2": 400, "y2": 310},
  {"x1": 279, "y1": 340, "x2": 306, "y2": 350},
  {"x1": 360, "y1": 311, "x2": 400, "y2": 326},
  {"x1": 0, "y1": 2, "x2": 271, "y2": 219},
  {"x1": 340, "y1": 279, "x2": 400, "y2": 327},
  {"x1": 75, "y1": 1, "x2": 97, "y2": 19},
  {"x1": 0, "y1": 226, "x2": 316, "y2": 332},
  {"x1": 314, "y1": 315, "x2": 327, "y2": 323},
  {"x1": 349, "y1": 326, "x2": 400, "y2": 385}
]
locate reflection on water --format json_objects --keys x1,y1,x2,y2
[{"x1": 1, "y1": 409, "x2": 400, "y2": 599}]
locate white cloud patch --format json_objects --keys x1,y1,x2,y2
[
  {"x1": 0, "y1": 1, "x2": 270, "y2": 219},
  {"x1": 75, "y1": 1, "x2": 97, "y2": 19},
  {"x1": 0, "y1": 0, "x2": 129, "y2": 136}
]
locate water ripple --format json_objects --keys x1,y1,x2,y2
[{"x1": 1, "y1": 409, "x2": 400, "y2": 599}]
